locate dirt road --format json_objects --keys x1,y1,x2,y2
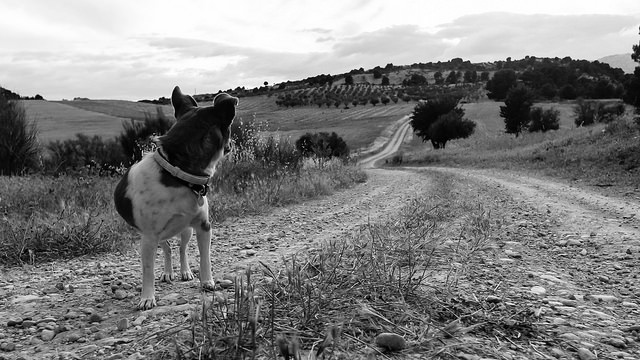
[{"x1": 1, "y1": 117, "x2": 639, "y2": 359}]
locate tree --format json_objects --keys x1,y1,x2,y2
[
  {"x1": 487, "y1": 69, "x2": 517, "y2": 100},
  {"x1": 380, "y1": 95, "x2": 390, "y2": 105},
  {"x1": 433, "y1": 71, "x2": 444, "y2": 85},
  {"x1": 445, "y1": 71, "x2": 458, "y2": 85},
  {"x1": 480, "y1": 71, "x2": 490, "y2": 82},
  {"x1": 403, "y1": 73, "x2": 427, "y2": 86},
  {"x1": 428, "y1": 111, "x2": 476, "y2": 149},
  {"x1": 624, "y1": 27, "x2": 640, "y2": 112},
  {"x1": 529, "y1": 107, "x2": 560, "y2": 132},
  {"x1": 373, "y1": 67, "x2": 383, "y2": 79},
  {"x1": 463, "y1": 70, "x2": 478, "y2": 83},
  {"x1": 0, "y1": 93, "x2": 40, "y2": 175},
  {"x1": 381, "y1": 76, "x2": 390, "y2": 86},
  {"x1": 500, "y1": 85, "x2": 534, "y2": 137},
  {"x1": 370, "y1": 97, "x2": 380, "y2": 106},
  {"x1": 345, "y1": 74, "x2": 354, "y2": 85},
  {"x1": 410, "y1": 96, "x2": 475, "y2": 149}
]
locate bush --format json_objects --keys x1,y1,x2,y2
[
  {"x1": 0, "y1": 95, "x2": 39, "y2": 175},
  {"x1": 529, "y1": 107, "x2": 560, "y2": 132},
  {"x1": 44, "y1": 134, "x2": 127, "y2": 175},
  {"x1": 295, "y1": 132, "x2": 349, "y2": 159},
  {"x1": 573, "y1": 99, "x2": 625, "y2": 127},
  {"x1": 118, "y1": 107, "x2": 174, "y2": 163}
]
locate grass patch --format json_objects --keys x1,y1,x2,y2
[{"x1": 161, "y1": 172, "x2": 503, "y2": 359}]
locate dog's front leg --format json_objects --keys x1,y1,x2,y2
[
  {"x1": 139, "y1": 235, "x2": 159, "y2": 310},
  {"x1": 179, "y1": 227, "x2": 195, "y2": 281},
  {"x1": 195, "y1": 225, "x2": 215, "y2": 291},
  {"x1": 159, "y1": 239, "x2": 176, "y2": 282}
]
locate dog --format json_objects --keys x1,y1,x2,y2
[{"x1": 114, "y1": 86, "x2": 238, "y2": 310}]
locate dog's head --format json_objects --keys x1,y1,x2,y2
[{"x1": 159, "y1": 86, "x2": 239, "y2": 176}]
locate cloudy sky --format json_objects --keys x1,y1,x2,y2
[{"x1": 1, "y1": 0, "x2": 639, "y2": 100}]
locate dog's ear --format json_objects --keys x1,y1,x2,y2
[
  {"x1": 171, "y1": 86, "x2": 198, "y2": 119},
  {"x1": 211, "y1": 93, "x2": 239, "y2": 127}
]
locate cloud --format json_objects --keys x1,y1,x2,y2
[{"x1": 436, "y1": 12, "x2": 640, "y2": 61}]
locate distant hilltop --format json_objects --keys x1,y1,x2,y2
[{"x1": 598, "y1": 53, "x2": 637, "y2": 74}]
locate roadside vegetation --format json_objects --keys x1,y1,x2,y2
[
  {"x1": 0, "y1": 97, "x2": 364, "y2": 266},
  {"x1": 158, "y1": 171, "x2": 501, "y2": 359}
]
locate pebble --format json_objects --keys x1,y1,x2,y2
[
  {"x1": 117, "y1": 318, "x2": 129, "y2": 331},
  {"x1": 41, "y1": 329, "x2": 56, "y2": 341},
  {"x1": 550, "y1": 347, "x2": 565, "y2": 358},
  {"x1": 486, "y1": 295, "x2": 501, "y2": 303},
  {"x1": 530, "y1": 286, "x2": 546, "y2": 295},
  {"x1": 375, "y1": 332, "x2": 406, "y2": 351},
  {"x1": 219, "y1": 279, "x2": 234, "y2": 289},
  {"x1": 606, "y1": 337, "x2": 627, "y2": 348},
  {"x1": 132, "y1": 316, "x2": 146, "y2": 326},
  {"x1": 576, "y1": 347, "x2": 596, "y2": 360},
  {"x1": 87, "y1": 313, "x2": 104, "y2": 323},
  {"x1": 0, "y1": 342, "x2": 16, "y2": 351},
  {"x1": 585, "y1": 294, "x2": 618, "y2": 303},
  {"x1": 114, "y1": 289, "x2": 128, "y2": 300}
]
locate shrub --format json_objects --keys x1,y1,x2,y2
[
  {"x1": 428, "y1": 111, "x2": 476, "y2": 149},
  {"x1": 44, "y1": 134, "x2": 127, "y2": 175},
  {"x1": 295, "y1": 132, "x2": 349, "y2": 159},
  {"x1": 118, "y1": 106, "x2": 174, "y2": 163},
  {"x1": 529, "y1": 107, "x2": 560, "y2": 132},
  {"x1": 487, "y1": 69, "x2": 517, "y2": 100},
  {"x1": 0, "y1": 95, "x2": 39, "y2": 175},
  {"x1": 573, "y1": 99, "x2": 625, "y2": 127}
]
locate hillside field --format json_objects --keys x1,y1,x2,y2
[{"x1": 23, "y1": 96, "x2": 415, "y2": 151}]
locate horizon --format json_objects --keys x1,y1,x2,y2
[{"x1": 1, "y1": 0, "x2": 639, "y2": 101}]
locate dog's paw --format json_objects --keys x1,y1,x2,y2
[
  {"x1": 160, "y1": 272, "x2": 176, "y2": 283},
  {"x1": 138, "y1": 297, "x2": 157, "y2": 310},
  {"x1": 181, "y1": 269, "x2": 195, "y2": 281},
  {"x1": 201, "y1": 280, "x2": 215, "y2": 292}
]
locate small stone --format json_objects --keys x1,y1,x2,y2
[
  {"x1": 622, "y1": 301, "x2": 638, "y2": 308},
  {"x1": 245, "y1": 249, "x2": 257, "y2": 256},
  {"x1": 550, "y1": 347, "x2": 565, "y2": 358},
  {"x1": 585, "y1": 294, "x2": 618, "y2": 303},
  {"x1": 114, "y1": 289, "x2": 127, "y2": 300},
  {"x1": 559, "y1": 333, "x2": 580, "y2": 341},
  {"x1": 486, "y1": 295, "x2": 501, "y2": 303},
  {"x1": 132, "y1": 316, "x2": 146, "y2": 326},
  {"x1": 41, "y1": 329, "x2": 56, "y2": 341},
  {"x1": 21, "y1": 320, "x2": 36, "y2": 328},
  {"x1": 37, "y1": 317, "x2": 57, "y2": 325},
  {"x1": 6, "y1": 319, "x2": 22, "y2": 327},
  {"x1": 117, "y1": 318, "x2": 129, "y2": 331},
  {"x1": 219, "y1": 279, "x2": 234, "y2": 289},
  {"x1": 55, "y1": 282, "x2": 65, "y2": 290},
  {"x1": 88, "y1": 313, "x2": 104, "y2": 323},
  {"x1": 577, "y1": 347, "x2": 596, "y2": 360},
  {"x1": 67, "y1": 284, "x2": 76, "y2": 293},
  {"x1": 0, "y1": 342, "x2": 16, "y2": 351},
  {"x1": 580, "y1": 249, "x2": 588, "y2": 256},
  {"x1": 530, "y1": 286, "x2": 546, "y2": 295},
  {"x1": 606, "y1": 337, "x2": 627, "y2": 349},
  {"x1": 375, "y1": 332, "x2": 406, "y2": 351},
  {"x1": 244, "y1": 244, "x2": 253, "y2": 249}
]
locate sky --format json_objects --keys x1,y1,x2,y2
[{"x1": 1, "y1": 0, "x2": 639, "y2": 101}]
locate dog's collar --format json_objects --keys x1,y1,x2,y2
[{"x1": 153, "y1": 147, "x2": 211, "y2": 197}]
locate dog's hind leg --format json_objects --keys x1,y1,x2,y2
[
  {"x1": 159, "y1": 239, "x2": 176, "y2": 283},
  {"x1": 179, "y1": 227, "x2": 195, "y2": 281},
  {"x1": 194, "y1": 224, "x2": 215, "y2": 291},
  {"x1": 139, "y1": 235, "x2": 159, "y2": 310}
]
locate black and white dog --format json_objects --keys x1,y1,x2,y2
[{"x1": 114, "y1": 86, "x2": 237, "y2": 310}]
